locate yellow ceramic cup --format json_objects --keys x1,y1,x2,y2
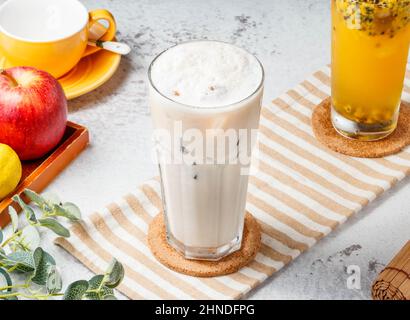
[{"x1": 0, "y1": 0, "x2": 116, "y2": 78}]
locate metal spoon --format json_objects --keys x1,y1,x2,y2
[{"x1": 88, "y1": 39, "x2": 131, "y2": 55}]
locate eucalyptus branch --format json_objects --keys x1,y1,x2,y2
[
  {"x1": 1, "y1": 230, "x2": 22, "y2": 248},
  {"x1": 0, "y1": 283, "x2": 29, "y2": 291},
  {"x1": 0, "y1": 188, "x2": 125, "y2": 300},
  {"x1": 6, "y1": 265, "x2": 19, "y2": 273},
  {"x1": 0, "y1": 291, "x2": 63, "y2": 300}
]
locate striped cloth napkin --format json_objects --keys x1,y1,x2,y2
[{"x1": 55, "y1": 65, "x2": 410, "y2": 299}]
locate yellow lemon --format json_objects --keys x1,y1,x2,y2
[{"x1": 0, "y1": 144, "x2": 22, "y2": 200}]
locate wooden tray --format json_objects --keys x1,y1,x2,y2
[{"x1": 0, "y1": 121, "x2": 89, "y2": 228}]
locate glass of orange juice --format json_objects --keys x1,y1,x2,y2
[{"x1": 331, "y1": 0, "x2": 410, "y2": 141}]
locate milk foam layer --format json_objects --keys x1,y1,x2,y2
[{"x1": 150, "y1": 41, "x2": 263, "y2": 108}]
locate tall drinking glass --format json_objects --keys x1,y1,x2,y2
[
  {"x1": 148, "y1": 41, "x2": 264, "y2": 260},
  {"x1": 331, "y1": 0, "x2": 410, "y2": 141}
]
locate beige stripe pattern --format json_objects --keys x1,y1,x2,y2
[{"x1": 54, "y1": 66, "x2": 410, "y2": 299}]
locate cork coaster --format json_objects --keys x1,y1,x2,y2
[
  {"x1": 312, "y1": 98, "x2": 410, "y2": 158},
  {"x1": 148, "y1": 212, "x2": 261, "y2": 277}
]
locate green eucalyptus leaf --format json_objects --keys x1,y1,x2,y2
[
  {"x1": 23, "y1": 189, "x2": 47, "y2": 207},
  {"x1": 26, "y1": 209, "x2": 37, "y2": 224},
  {"x1": 103, "y1": 294, "x2": 117, "y2": 300},
  {"x1": 46, "y1": 265, "x2": 62, "y2": 294},
  {"x1": 85, "y1": 275, "x2": 114, "y2": 300},
  {"x1": 32, "y1": 247, "x2": 56, "y2": 285},
  {"x1": 5, "y1": 251, "x2": 35, "y2": 273},
  {"x1": 31, "y1": 247, "x2": 44, "y2": 280},
  {"x1": 24, "y1": 189, "x2": 56, "y2": 215},
  {"x1": 87, "y1": 274, "x2": 104, "y2": 288},
  {"x1": 62, "y1": 202, "x2": 81, "y2": 221},
  {"x1": 12, "y1": 195, "x2": 36, "y2": 224},
  {"x1": 38, "y1": 218, "x2": 70, "y2": 237},
  {"x1": 8, "y1": 206, "x2": 19, "y2": 233},
  {"x1": 18, "y1": 225, "x2": 40, "y2": 251},
  {"x1": 105, "y1": 259, "x2": 124, "y2": 288},
  {"x1": 42, "y1": 192, "x2": 61, "y2": 206},
  {"x1": 63, "y1": 280, "x2": 89, "y2": 300},
  {"x1": 32, "y1": 247, "x2": 43, "y2": 265},
  {"x1": 53, "y1": 203, "x2": 81, "y2": 222},
  {"x1": 100, "y1": 286, "x2": 115, "y2": 300},
  {"x1": 0, "y1": 267, "x2": 12, "y2": 293},
  {"x1": 0, "y1": 229, "x2": 3, "y2": 244}
]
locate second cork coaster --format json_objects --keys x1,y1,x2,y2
[
  {"x1": 148, "y1": 212, "x2": 261, "y2": 277},
  {"x1": 312, "y1": 98, "x2": 410, "y2": 158}
]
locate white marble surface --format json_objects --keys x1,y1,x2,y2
[{"x1": 3, "y1": 0, "x2": 410, "y2": 300}]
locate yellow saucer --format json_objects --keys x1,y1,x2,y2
[{"x1": 0, "y1": 49, "x2": 121, "y2": 100}]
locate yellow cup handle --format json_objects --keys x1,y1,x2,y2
[{"x1": 82, "y1": 9, "x2": 117, "y2": 57}]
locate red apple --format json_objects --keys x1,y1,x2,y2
[{"x1": 0, "y1": 67, "x2": 67, "y2": 160}]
